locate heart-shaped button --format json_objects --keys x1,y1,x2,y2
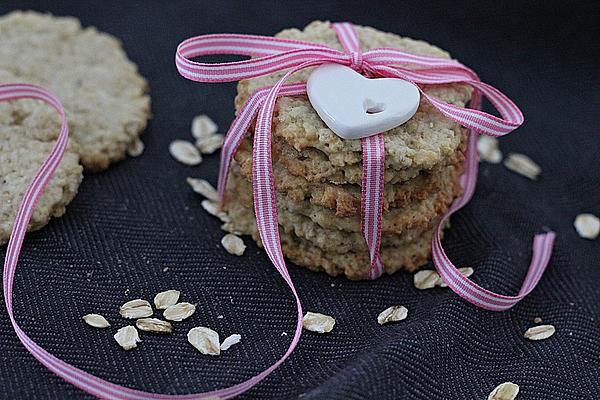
[{"x1": 307, "y1": 64, "x2": 420, "y2": 140}]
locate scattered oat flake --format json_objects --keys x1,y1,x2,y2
[
  {"x1": 414, "y1": 270, "x2": 440, "y2": 290},
  {"x1": 524, "y1": 324, "x2": 556, "y2": 341},
  {"x1": 186, "y1": 177, "x2": 219, "y2": 202},
  {"x1": 164, "y1": 302, "x2": 196, "y2": 321},
  {"x1": 503, "y1": 153, "x2": 541, "y2": 180},
  {"x1": 488, "y1": 382, "x2": 519, "y2": 400},
  {"x1": 169, "y1": 140, "x2": 202, "y2": 166},
  {"x1": 221, "y1": 221, "x2": 242, "y2": 235},
  {"x1": 438, "y1": 267, "x2": 474, "y2": 287},
  {"x1": 533, "y1": 317, "x2": 543, "y2": 324},
  {"x1": 127, "y1": 139, "x2": 145, "y2": 157},
  {"x1": 303, "y1": 312, "x2": 335, "y2": 333},
  {"x1": 574, "y1": 213, "x2": 600, "y2": 240},
  {"x1": 82, "y1": 314, "x2": 110, "y2": 328},
  {"x1": 154, "y1": 290, "x2": 181, "y2": 310},
  {"x1": 477, "y1": 135, "x2": 503, "y2": 163},
  {"x1": 201, "y1": 200, "x2": 230, "y2": 223},
  {"x1": 377, "y1": 306, "x2": 408, "y2": 325},
  {"x1": 220, "y1": 334, "x2": 242, "y2": 350},
  {"x1": 136, "y1": 318, "x2": 173, "y2": 334},
  {"x1": 114, "y1": 326, "x2": 141, "y2": 350},
  {"x1": 188, "y1": 327, "x2": 220, "y2": 356},
  {"x1": 119, "y1": 299, "x2": 153, "y2": 319},
  {"x1": 221, "y1": 234, "x2": 246, "y2": 256},
  {"x1": 196, "y1": 134, "x2": 224, "y2": 155},
  {"x1": 192, "y1": 115, "x2": 218, "y2": 139}
]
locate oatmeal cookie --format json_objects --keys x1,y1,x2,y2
[
  {"x1": 229, "y1": 161, "x2": 461, "y2": 234},
  {"x1": 234, "y1": 137, "x2": 464, "y2": 216},
  {"x1": 0, "y1": 113, "x2": 82, "y2": 245},
  {"x1": 0, "y1": 11, "x2": 150, "y2": 171},
  {"x1": 225, "y1": 197, "x2": 446, "y2": 279}
]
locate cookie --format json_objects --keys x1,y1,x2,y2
[
  {"x1": 269, "y1": 133, "x2": 466, "y2": 185},
  {"x1": 234, "y1": 137, "x2": 464, "y2": 216},
  {"x1": 0, "y1": 108, "x2": 83, "y2": 245},
  {"x1": 0, "y1": 11, "x2": 150, "y2": 171},
  {"x1": 235, "y1": 21, "x2": 471, "y2": 176},
  {"x1": 225, "y1": 197, "x2": 446, "y2": 280},
  {"x1": 229, "y1": 161, "x2": 461, "y2": 235},
  {"x1": 228, "y1": 197, "x2": 441, "y2": 255}
]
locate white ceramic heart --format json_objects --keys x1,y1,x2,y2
[{"x1": 307, "y1": 64, "x2": 420, "y2": 140}]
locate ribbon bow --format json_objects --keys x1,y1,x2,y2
[{"x1": 0, "y1": 23, "x2": 556, "y2": 400}]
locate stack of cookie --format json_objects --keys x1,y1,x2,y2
[{"x1": 224, "y1": 21, "x2": 471, "y2": 279}]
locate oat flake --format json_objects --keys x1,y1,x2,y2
[
  {"x1": 574, "y1": 213, "x2": 600, "y2": 240},
  {"x1": 126, "y1": 139, "x2": 145, "y2": 157},
  {"x1": 114, "y1": 326, "x2": 141, "y2": 350},
  {"x1": 188, "y1": 327, "x2": 220, "y2": 356},
  {"x1": 221, "y1": 221, "x2": 243, "y2": 235},
  {"x1": 477, "y1": 135, "x2": 503, "y2": 163},
  {"x1": 503, "y1": 153, "x2": 541, "y2": 180},
  {"x1": 524, "y1": 324, "x2": 556, "y2": 341},
  {"x1": 186, "y1": 177, "x2": 219, "y2": 202},
  {"x1": 119, "y1": 299, "x2": 153, "y2": 319},
  {"x1": 221, "y1": 234, "x2": 246, "y2": 256},
  {"x1": 303, "y1": 312, "x2": 335, "y2": 333},
  {"x1": 191, "y1": 115, "x2": 218, "y2": 139},
  {"x1": 220, "y1": 334, "x2": 242, "y2": 350},
  {"x1": 164, "y1": 302, "x2": 196, "y2": 321},
  {"x1": 488, "y1": 382, "x2": 519, "y2": 400},
  {"x1": 377, "y1": 306, "x2": 408, "y2": 325},
  {"x1": 82, "y1": 313, "x2": 110, "y2": 328},
  {"x1": 169, "y1": 140, "x2": 202, "y2": 166},
  {"x1": 154, "y1": 289, "x2": 181, "y2": 310},
  {"x1": 201, "y1": 200, "x2": 230, "y2": 223},
  {"x1": 196, "y1": 134, "x2": 224, "y2": 155},
  {"x1": 136, "y1": 318, "x2": 173, "y2": 334},
  {"x1": 413, "y1": 270, "x2": 440, "y2": 290}
]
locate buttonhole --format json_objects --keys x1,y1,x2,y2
[{"x1": 364, "y1": 98, "x2": 386, "y2": 114}]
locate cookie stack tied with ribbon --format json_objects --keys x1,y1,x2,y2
[{"x1": 223, "y1": 21, "x2": 471, "y2": 279}]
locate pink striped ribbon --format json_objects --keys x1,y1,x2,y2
[{"x1": 1, "y1": 23, "x2": 555, "y2": 399}]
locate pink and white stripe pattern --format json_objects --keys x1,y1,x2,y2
[
  {"x1": 1, "y1": 22, "x2": 556, "y2": 400},
  {"x1": 361, "y1": 135, "x2": 386, "y2": 279}
]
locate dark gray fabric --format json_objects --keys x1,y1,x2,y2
[{"x1": 0, "y1": 1, "x2": 599, "y2": 399}]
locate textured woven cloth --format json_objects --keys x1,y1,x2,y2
[{"x1": 0, "y1": 1, "x2": 599, "y2": 399}]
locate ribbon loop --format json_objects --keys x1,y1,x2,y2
[{"x1": 348, "y1": 50, "x2": 364, "y2": 72}]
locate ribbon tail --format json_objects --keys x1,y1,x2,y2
[
  {"x1": 431, "y1": 95, "x2": 555, "y2": 311},
  {"x1": 361, "y1": 134, "x2": 386, "y2": 279}
]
